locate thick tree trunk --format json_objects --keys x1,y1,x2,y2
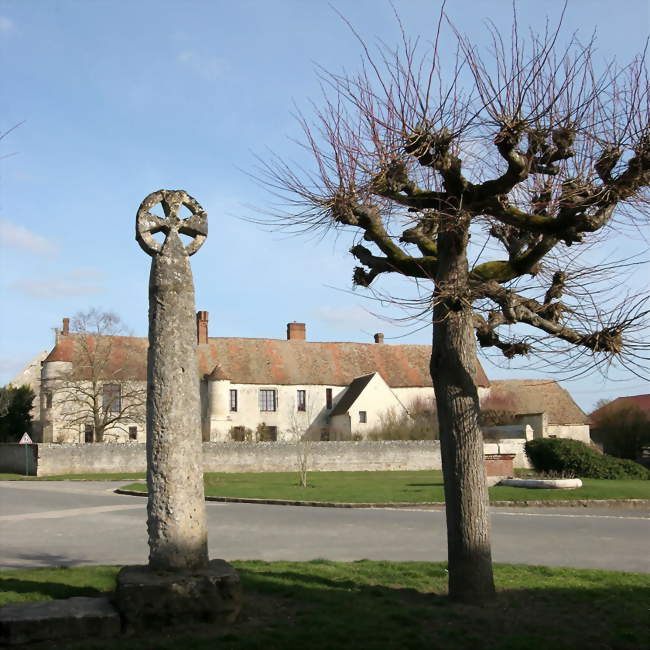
[{"x1": 432, "y1": 223, "x2": 495, "y2": 605}]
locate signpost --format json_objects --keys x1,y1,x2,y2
[{"x1": 18, "y1": 432, "x2": 33, "y2": 476}]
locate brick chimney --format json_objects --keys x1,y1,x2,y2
[
  {"x1": 287, "y1": 322, "x2": 306, "y2": 341},
  {"x1": 374, "y1": 333, "x2": 384, "y2": 344},
  {"x1": 196, "y1": 311, "x2": 209, "y2": 345},
  {"x1": 62, "y1": 318, "x2": 70, "y2": 336}
]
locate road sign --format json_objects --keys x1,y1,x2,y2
[{"x1": 18, "y1": 432, "x2": 33, "y2": 445}]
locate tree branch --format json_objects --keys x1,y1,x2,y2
[{"x1": 479, "y1": 280, "x2": 625, "y2": 353}]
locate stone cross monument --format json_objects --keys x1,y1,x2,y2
[
  {"x1": 136, "y1": 189, "x2": 208, "y2": 570},
  {"x1": 116, "y1": 190, "x2": 240, "y2": 630}
]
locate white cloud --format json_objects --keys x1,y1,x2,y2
[
  {"x1": 0, "y1": 16, "x2": 14, "y2": 34},
  {"x1": 177, "y1": 49, "x2": 229, "y2": 81},
  {"x1": 12, "y1": 270, "x2": 105, "y2": 298},
  {"x1": 0, "y1": 218, "x2": 59, "y2": 256}
]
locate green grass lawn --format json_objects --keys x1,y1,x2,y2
[
  {"x1": 1, "y1": 561, "x2": 648, "y2": 649},
  {"x1": 118, "y1": 470, "x2": 650, "y2": 503},
  {"x1": 3, "y1": 469, "x2": 648, "y2": 502}
]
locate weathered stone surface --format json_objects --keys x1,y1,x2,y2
[
  {"x1": 137, "y1": 189, "x2": 209, "y2": 571},
  {"x1": 115, "y1": 560, "x2": 242, "y2": 630},
  {"x1": 0, "y1": 596, "x2": 120, "y2": 646}
]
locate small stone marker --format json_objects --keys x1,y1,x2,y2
[{"x1": 116, "y1": 189, "x2": 241, "y2": 630}]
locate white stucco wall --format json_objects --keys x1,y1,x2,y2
[
  {"x1": 546, "y1": 424, "x2": 591, "y2": 444},
  {"x1": 347, "y1": 374, "x2": 408, "y2": 438},
  {"x1": 208, "y1": 382, "x2": 350, "y2": 441},
  {"x1": 41, "y1": 361, "x2": 145, "y2": 443},
  {"x1": 392, "y1": 385, "x2": 489, "y2": 408},
  {"x1": 10, "y1": 350, "x2": 49, "y2": 439},
  {"x1": 482, "y1": 424, "x2": 534, "y2": 441},
  {"x1": 515, "y1": 413, "x2": 547, "y2": 439},
  {"x1": 208, "y1": 380, "x2": 492, "y2": 443},
  {"x1": 40, "y1": 360, "x2": 71, "y2": 443}
]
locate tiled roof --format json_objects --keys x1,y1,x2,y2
[
  {"x1": 590, "y1": 394, "x2": 650, "y2": 422},
  {"x1": 331, "y1": 373, "x2": 375, "y2": 415},
  {"x1": 201, "y1": 338, "x2": 489, "y2": 387},
  {"x1": 44, "y1": 335, "x2": 149, "y2": 381},
  {"x1": 488, "y1": 379, "x2": 589, "y2": 425},
  {"x1": 43, "y1": 334, "x2": 491, "y2": 388}
]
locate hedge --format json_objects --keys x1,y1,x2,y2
[{"x1": 525, "y1": 438, "x2": 650, "y2": 480}]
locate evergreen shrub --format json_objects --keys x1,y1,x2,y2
[{"x1": 525, "y1": 438, "x2": 650, "y2": 480}]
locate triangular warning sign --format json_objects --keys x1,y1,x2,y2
[{"x1": 18, "y1": 433, "x2": 33, "y2": 445}]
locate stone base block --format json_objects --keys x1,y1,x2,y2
[
  {"x1": 115, "y1": 559, "x2": 242, "y2": 631},
  {"x1": 0, "y1": 596, "x2": 120, "y2": 646}
]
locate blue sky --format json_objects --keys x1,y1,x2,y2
[{"x1": 1, "y1": 0, "x2": 648, "y2": 411}]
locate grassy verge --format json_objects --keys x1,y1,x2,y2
[
  {"x1": 120, "y1": 470, "x2": 650, "y2": 502},
  {"x1": 1, "y1": 562, "x2": 648, "y2": 649},
  {"x1": 3, "y1": 468, "x2": 648, "y2": 501}
]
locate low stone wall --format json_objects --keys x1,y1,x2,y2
[
  {"x1": 33, "y1": 443, "x2": 146, "y2": 476},
  {"x1": 0, "y1": 439, "x2": 530, "y2": 476},
  {"x1": 202, "y1": 440, "x2": 443, "y2": 473}
]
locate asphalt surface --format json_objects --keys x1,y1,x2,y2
[{"x1": 1, "y1": 481, "x2": 648, "y2": 572}]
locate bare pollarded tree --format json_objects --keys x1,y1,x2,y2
[
  {"x1": 53, "y1": 309, "x2": 146, "y2": 443},
  {"x1": 255, "y1": 9, "x2": 650, "y2": 604}
]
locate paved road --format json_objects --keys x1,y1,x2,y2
[{"x1": 1, "y1": 481, "x2": 648, "y2": 572}]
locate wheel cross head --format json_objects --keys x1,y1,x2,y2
[{"x1": 136, "y1": 189, "x2": 208, "y2": 256}]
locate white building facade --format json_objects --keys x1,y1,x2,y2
[{"x1": 33, "y1": 315, "x2": 588, "y2": 444}]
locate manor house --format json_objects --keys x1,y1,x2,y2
[{"x1": 30, "y1": 313, "x2": 589, "y2": 444}]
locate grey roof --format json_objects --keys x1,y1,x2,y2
[{"x1": 331, "y1": 373, "x2": 376, "y2": 416}]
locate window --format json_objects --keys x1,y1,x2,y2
[
  {"x1": 326, "y1": 388, "x2": 333, "y2": 410},
  {"x1": 259, "y1": 389, "x2": 277, "y2": 412},
  {"x1": 230, "y1": 426, "x2": 251, "y2": 442},
  {"x1": 258, "y1": 425, "x2": 278, "y2": 442},
  {"x1": 359, "y1": 411, "x2": 367, "y2": 423},
  {"x1": 84, "y1": 424, "x2": 94, "y2": 443},
  {"x1": 297, "y1": 390, "x2": 306, "y2": 412},
  {"x1": 128, "y1": 426, "x2": 137, "y2": 441},
  {"x1": 45, "y1": 392, "x2": 52, "y2": 409},
  {"x1": 229, "y1": 389, "x2": 238, "y2": 412},
  {"x1": 320, "y1": 430, "x2": 330, "y2": 441},
  {"x1": 102, "y1": 384, "x2": 121, "y2": 413}
]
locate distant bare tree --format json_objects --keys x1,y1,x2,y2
[
  {"x1": 287, "y1": 397, "x2": 318, "y2": 488},
  {"x1": 255, "y1": 9, "x2": 650, "y2": 604},
  {"x1": 54, "y1": 309, "x2": 146, "y2": 443}
]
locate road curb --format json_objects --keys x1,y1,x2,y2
[{"x1": 113, "y1": 490, "x2": 650, "y2": 509}]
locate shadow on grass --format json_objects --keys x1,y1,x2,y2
[
  {"x1": 225, "y1": 569, "x2": 650, "y2": 650},
  {"x1": 406, "y1": 482, "x2": 445, "y2": 487},
  {"x1": 0, "y1": 578, "x2": 103, "y2": 601},
  {"x1": 1, "y1": 564, "x2": 648, "y2": 650}
]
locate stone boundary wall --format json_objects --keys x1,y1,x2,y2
[{"x1": 0, "y1": 439, "x2": 530, "y2": 476}]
